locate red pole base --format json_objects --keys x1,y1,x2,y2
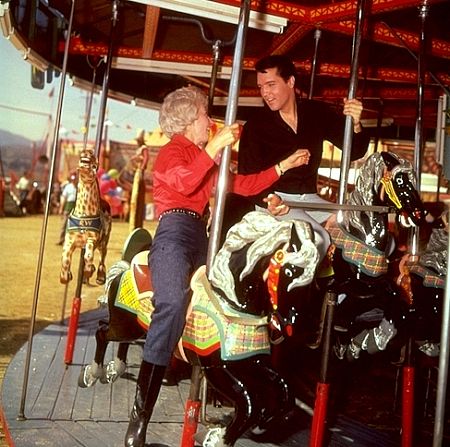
[
  {"x1": 401, "y1": 366, "x2": 415, "y2": 447},
  {"x1": 64, "y1": 296, "x2": 81, "y2": 364},
  {"x1": 309, "y1": 382, "x2": 330, "y2": 447},
  {"x1": 180, "y1": 399, "x2": 201, "y2": 447}
]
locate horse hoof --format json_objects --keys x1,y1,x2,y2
[
  {"x1": 78, "y1": 365, "x2": 99, "y2": 388},
  {"x1": 102, "y1": 359, "x2": 126, "y2": 384},
  {"x1": 194, "y1": 426, "x2": 228, "y2": 447},
  {"x1": 96, "y1": 274, "x2": 106, "y2": 285}
]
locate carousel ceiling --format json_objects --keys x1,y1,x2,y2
[{"x1": 1, "y1": 0, "x2": 449, "y2": 138}]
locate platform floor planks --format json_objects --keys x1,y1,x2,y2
[{"x1": 1, "y1": 308, "x2": 399, "y2": 447}]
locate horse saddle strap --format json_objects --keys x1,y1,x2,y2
[{"x1": 67, "y1": 214, "x2": 102, "y2": 232}]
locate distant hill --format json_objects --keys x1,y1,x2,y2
[{"x1": 0, "y1": 129, "x2": 38, "y2": 176}]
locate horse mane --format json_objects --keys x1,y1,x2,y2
[
  {"x1": 420, "y1": 227, "x2": 448, "y2": 275},
  {"x1": 210, "y1": 211, "x2": 319, "y2": 309}
]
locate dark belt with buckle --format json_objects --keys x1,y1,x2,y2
[{"x1": 159, "y1": 208, "x2": 202, "y2": 221}]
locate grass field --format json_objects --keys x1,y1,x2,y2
[{"x1": 0, "y1": 214, "x2": 157, "y2": 445}]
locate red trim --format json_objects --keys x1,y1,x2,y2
[
  {"x1": 182, "y1": 341, "x2": 220, "y2": 357},
  {"x1": 180, "y1": 399, "x2": 201, "y2": 447},
  {"x1": 0, "y1": 404, "x2": 14, "y2": 446}
]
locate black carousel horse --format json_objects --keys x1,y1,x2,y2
[
  {"x1": 324, "y1": 151, "x2": 426, "y2": 360},
  {"x1": 78, "y1": 211, "x2": 321, "y2": 446}
]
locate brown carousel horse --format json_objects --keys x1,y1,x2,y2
[
  {"x1": 60, "y1": 149, "x2": 112, "y2": 285},
  {"x1": 78, "y1": 211, "x2": 321, "y2": 446}
]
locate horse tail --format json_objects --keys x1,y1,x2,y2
[{"x1": 97, "y1": 260, "x2": 130, "y2": 306}]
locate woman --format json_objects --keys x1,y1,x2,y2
[{"x1": 125, "y1": 86, "x2": 307, "y2": 447}]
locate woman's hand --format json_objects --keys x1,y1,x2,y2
[
  {"x1": 205, "y1": 123, "x2": 240, "y2": 159},
  {"x1": 277, "y1": 149, "x2": 310, "y2": 175},
  {"x1": 263, "y1": 193, "x2": 289, "y2": 216}
]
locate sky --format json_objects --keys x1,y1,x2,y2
[{"x1": 0, "y1": 36, "x2": 159, "y2": 145}]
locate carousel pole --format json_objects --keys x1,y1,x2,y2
[
  {"x1": 206, "y1": 0, "x2": 250, "y2": 269},
  {"x1": 63, "y1": 0, "x2": 120, "y2": 365},
  {"x1": 59, "y1": 61, "x2": 99, "y2": 323},
  {"x1": 82, "y1": 62, "x2": 99, "y2": 151},
  {"x1": 93, "y1": 0, "x2": 119, "y2": 162},
  {"x1": 309, "y1": 1, "x2": 367, "y2": 446},
  {"x1": 18, "y1": 0, "x2": 76, "y2": 420},
  {"x1": 401, "y1": 3, "x2": 429, "y2": 446},
  {"x1": 208, "y1": 39, "x2": 221, "y2": 113},
  {"x1": 128, "y1": 146, "x2": 149, "y2": 231},
  {"x1": 308, "y1": 28, "x2": 322, "y2": 100},
  {"x1": 180, "y1": 2, "x2": 250, "y2": 446},
  {"x1": 336, "y1": 0, "x2": 366, "y2": 211}
]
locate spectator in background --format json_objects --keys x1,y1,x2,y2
[
  {"x1": 57, "y1": 173, "x2": 77, "y2": 245},
  {"x1": 16, "y1": 170, "x2": 31, "y2": 211}
]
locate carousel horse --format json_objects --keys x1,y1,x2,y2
[
  {"x1": 324, "y1": 151, "x2": 426, "y2": 360},
  {"x1": 407, "y1": 217, "x2": 446, "y2": 357},
  {"x1": 60, "y1": 149, "x2": 112, "y2": 285},
  {"x1": 79, "y1": 211, "x2": 321, "y2": 446}
]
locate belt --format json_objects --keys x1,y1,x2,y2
[{"x1": 159, "y1": 208, "x2": 202, "y2": 221}]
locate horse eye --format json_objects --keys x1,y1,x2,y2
[
  {"x1": 395, "y1": 175, "x2": 405, "y2": 186},
  {"x1": 284, "y1": 267, "x2": 294, "y2": 278}
]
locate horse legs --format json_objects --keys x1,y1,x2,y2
[
  {"x1": 78, "y1": 321, "x2": 110, "y2": 387},
  {"x1": 96, "y1": 241, "x2": 108, "y2": 285},
  {"x1": 83, "y1": 237, "x2": 96, "y2": 281},
  {"x1": 96, "y1": 212, "x2": 112, "y2": 285},
  {"x1": 60, "y1": 238, "x2": 76, "y2": 284},
  {"x1": 201, "y1": 356, "x2": 289, "y2": 446},
  {"x1": 248, "y1": 358, "x2": 295, "y2": 433},
  {"x1": 103, "y1": 342, "x2": 129, "y2": 384},
  {"x1": 200, "y1": 364, "x2": 256, "y2": 446}
]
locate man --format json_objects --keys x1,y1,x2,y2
[{"x1": 237, "y1": 55, "x2": 370, "y2": 260}]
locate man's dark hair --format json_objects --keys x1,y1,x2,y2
[{"x1": 255, "y1": 55, "x2": 297, "y2": 83}]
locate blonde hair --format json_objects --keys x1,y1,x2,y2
[{"x1": 159, "y1": 86, "x2": 208, "y2": 138}]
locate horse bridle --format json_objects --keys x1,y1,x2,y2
[{"x1": 267, "y1": 249, "x2": 297, "y2": 344}]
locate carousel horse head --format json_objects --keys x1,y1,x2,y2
[
  {"x1": 75, "y1": 149, "x2": 99, "y2": 191},
  {"x1": 209, "y1": 211, "x2": 320, "y2": 343},
  {"x1": 338, "y1": 151, "x2": 426, "y2": 252}
]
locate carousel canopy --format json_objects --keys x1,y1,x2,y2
[{"x1": 1, "y1": 0, "x2": 449, "y2": 138}]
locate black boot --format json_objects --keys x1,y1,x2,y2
[{"x1": 124, "y1": 360, "x2": 166, "y2": 447}]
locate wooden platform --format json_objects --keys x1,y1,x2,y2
[{"x1": 0, "y1": 308, "x2": 401, "y2": 447}]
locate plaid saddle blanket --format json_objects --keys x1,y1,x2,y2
[
  {"x1": 410, "y1": 264, "x2": 445, "y2": 289},
  {"x1": 114, "y1": 258, "x2": 270, "y2": 361},
  {"x1": 328, "y1": 223, "x2": 388, "y2": 278}
]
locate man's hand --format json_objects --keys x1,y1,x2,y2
[
  {"x1": 263, "y1": 193, "x2": 289, "y2": 216},
  {"x1": 343, "y1": 98, "x2": 363, "y2": 133}
]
